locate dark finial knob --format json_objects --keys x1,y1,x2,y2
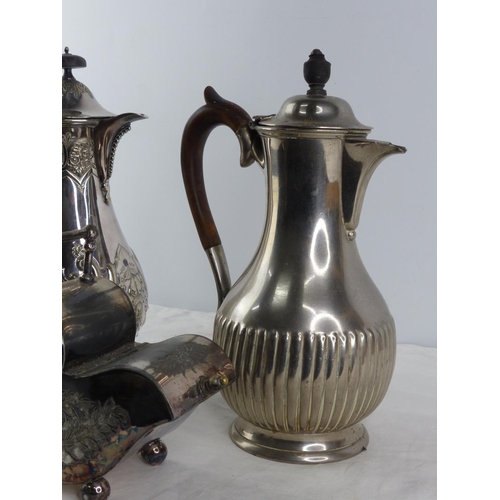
[
  {"x1": 62, "y1": 47, "x2": 87, "y2": 71},
  {"x1": 304, "y1": 49, "x2": 331, "y2": 96}
]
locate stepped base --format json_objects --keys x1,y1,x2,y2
[{"x1": 229, "y1": 418, "x2": 369, "y2": 464}]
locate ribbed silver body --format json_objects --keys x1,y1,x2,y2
[
  {"x1": 213, "y1": 133, "x2": 397, "y2": 462},
  {"x1": 216, "y1": 317, "x2": 395, "y2": 434}
]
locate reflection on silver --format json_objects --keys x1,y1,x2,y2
[
  {"x1": 62, "y1": 49, "x2": 148, "y2": 328},
  {"x1": 310, "y1": 218, "x2": 330, "y2": 275},
  {"x1": 212, "y1": 126, "x2": 404, "y2": 464},
  {"x1": 184, "y1": 50, "x2": 406, "y2": 464},
  {"x1": 229, "y1": 418, "x2": 369, "y2": 464}
]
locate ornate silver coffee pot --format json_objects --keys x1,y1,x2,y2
[
  {"x1": 181, "y1": 49, "x2": 406, "y2": 463},
  {"x1": 62, "y1": 48, "x2": 148, "y2": 328}
]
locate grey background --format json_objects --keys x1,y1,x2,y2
[{"x1": 62, "y1": 0, "x2": 436, "y2": 347}]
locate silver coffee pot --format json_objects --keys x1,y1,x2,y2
[
  {"x1": 181, "y1": 49, "x2": 406, "y2": 463},
  {"x1": 62, "y1": 48, "x2": 148, "y2": 328}
]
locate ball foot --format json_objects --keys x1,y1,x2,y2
[
  {"x1": 140, "y1": 438, "x2": 168, "y2": 466},
  {"x1": 79, "y1": 477, "x2": 110, "y2": 500}
]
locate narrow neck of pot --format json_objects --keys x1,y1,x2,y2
[{"x1": 262, "y1": 135, "x2": 348, "y2": 248}]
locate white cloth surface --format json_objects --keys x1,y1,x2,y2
[{"x1": 63, "y1": 304, "x2": 436, "y2": 500}]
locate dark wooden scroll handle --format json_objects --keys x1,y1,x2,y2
[{"x1": 180, "y1": 86, "x2": 261, "y2": 251}]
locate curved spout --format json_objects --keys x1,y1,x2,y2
[
  {"x1": 94, "y1": 112, "x2": 147, "y2": 197},
  {"x1": 342, "y1": 140, "x2": 406, "y2": 232}
]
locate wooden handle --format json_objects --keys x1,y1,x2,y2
[{"x1": 180, "y1": 86, "x2": 258, "y2": 250}]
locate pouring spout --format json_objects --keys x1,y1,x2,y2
[
  {"x1": 94, "y1": 112, "x2": 147, "y2": 193},
  {"x1": 342, "y1": 140, "x2": 406, "y2": 232}
]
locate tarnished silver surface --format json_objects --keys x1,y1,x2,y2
[
  {"x1": 62, "y1": 48, "x2": 148, "y2": 328},
  {"x1": 65, "y1": 334, "x2": 235, "y2": 420},
  {"x1": 62, "y1": 223, "x2": 236, "y2": 492},
  {"x1": 183, "y1": 49, "x2": 406, "y2": 463},
  {"x1": 63, "y1": 326, "x2": 235, "y2": 485},
  {"x1": 139, "y1": 438, "x2": 168, "y2": 466},
  {"x1": 79, "y1": 477, "x2": 111, "y2": 500},
  {"x1": 62, "y1": 276, "x2": 137, "y2": 366},
  {"x1": 62, "y1": 390, "x2": 132, "y2": 470}
]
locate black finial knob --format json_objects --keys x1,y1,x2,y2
[{"x1": 303, "y1": 49, "x2": 331, "y2": 96}]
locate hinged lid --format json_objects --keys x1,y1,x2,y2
[
  {"x1": 62, "y1": 47, "x2": 115, "y2": 119},
  {"x1": 255, "y1": 49, "x2": 372, "y2": 134}
]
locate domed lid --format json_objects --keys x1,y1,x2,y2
[
  {"x1": 62, "y1": 47, "x2": 115, "y2": 119},
  {"x1": 256, "y1": 49, "x2": 371, "y2": 134}
]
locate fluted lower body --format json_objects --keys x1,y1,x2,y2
[
  {"x1": 214, "y1": 314, "x2": 396, "y2": 463},
  {"x1": 206, "y1": 135, "x2": 399, "y2": 462}
]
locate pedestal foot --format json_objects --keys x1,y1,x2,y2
[
  {"x1": 140, "y1": 438, "x2": 168, "y2": 466},
  {"x1": 230, "y1": 418, "x2": 369, "y2": 464}
]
